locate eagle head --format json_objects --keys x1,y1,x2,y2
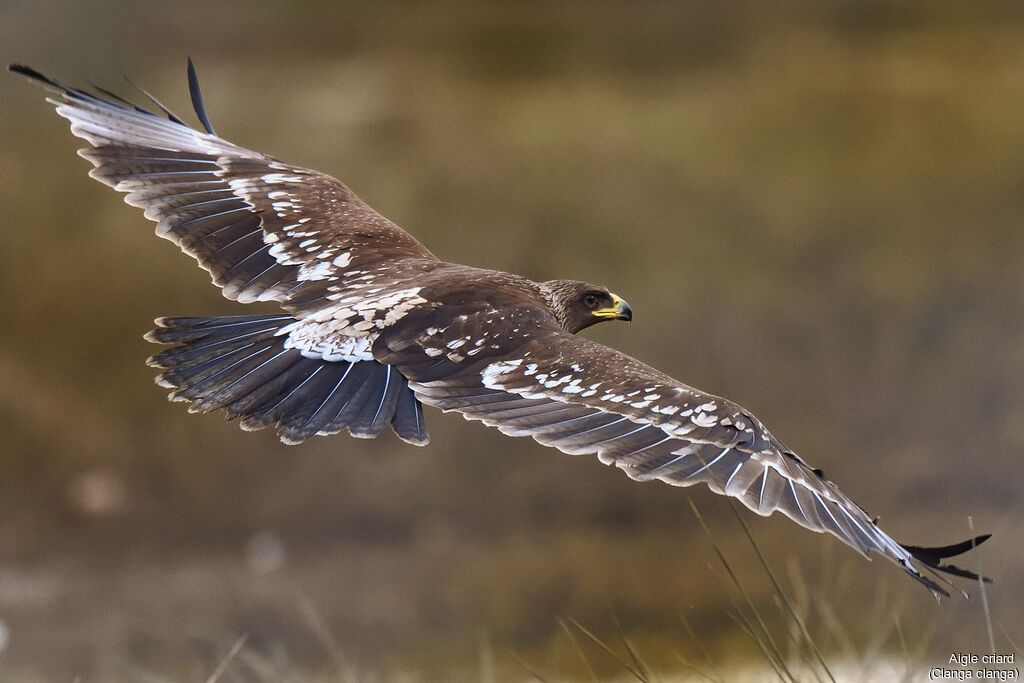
[{"x1": 539, "y1": 280, "x2": 632, "y2": 333}]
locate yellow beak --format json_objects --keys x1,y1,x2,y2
[{"x1": 592, "y1": 293, "x2": 633, "y2": 321}]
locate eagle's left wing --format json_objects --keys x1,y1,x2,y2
[
  {"x1": 383, "y1": 321, "x2": 988, "y2": 597},
  {"x1": 10, "y1": 63, "x2": 438, "y2": 311}
]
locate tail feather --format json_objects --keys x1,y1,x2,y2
[
  {"x1": 146, "y1": 315, "x2": 429, "y2": 445},
  {"x1": 277, "y1": 361, "x2": 377, "y2": 444},
  {"x1": 145, "y1": 314, "x2": 288, "y2": 344},
  {"x1": 392, "y1": 386, "x2": 428, "y2": 446},
  {"x1": 300, "y1": 362, "x2": 377, "y2": 438},
  {"x1": 238, "y1": 363, "x2": 325, "y2": 432},
  {"x1": 348, "y1": 366, "x2": 402, "y2": 438},
  {"x1": 191, "y1": 346, "x2": 298, "y2": 414},
  {"x1": 181, "y1": 339, "x2": 280, "y2": 405},
  {"x1": 222, "y1": 355, "x2": 310, "y2": 418}
]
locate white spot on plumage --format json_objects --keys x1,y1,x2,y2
[
  {"x1": 332, "y1": 252, "x2": 352, "y2": 268},
  {"x1": 692, "y1": 412, "x2": 718, "y2": 428},
  {"x1": 267, "y1": 242, "x2": 303, "y2": 265},
  {"x1": 562, "y1": 380, "x2": 584, "y2": 394},
  {"x1": 670, "y1": 422, "x2": 696, "y2": 436},
  {"x1": 262, "y1": 173, "x2": 303, "y2": 184},
  {"x1": 284, "y1": 325, "x2": 373, "y2": 362},
  {"x1": 481, "y1": 359, "x2": 523, "y2": 388},
  {"x1": 283, "y1": 286, "x2": 426, "y2": 358},
  {"x1": 298, "y1": 261, "x2": 333, "y2": 281}
]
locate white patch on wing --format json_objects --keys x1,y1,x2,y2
[
  {"x1": 480, "y1": 359, "x2": 523, "y2": 388},
  {"x1": 561, "y1": 379, "x2": 584, "y2": 394},
  {"x1": 691, "y1": 412, "x2": 718, "y2": 428},
  {"x1": 298, "y1": 260, "x2": 334, "y2": 281},
  {"x1": 267, "y1": 242, "x2": 304, "y2": 266},
  {"x1": 283, "y1": 286, "x2": 427, "y2": 360},
  {"x1": 284, "y1": 322, "x2": 374, "y2": 362},
  {"x1": 262, "y1": 173, "x2": 304, "y2": 184}
]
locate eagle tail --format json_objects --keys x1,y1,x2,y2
[{"x1": 145, "y1": 315, "x2": 429, "y2": 446}]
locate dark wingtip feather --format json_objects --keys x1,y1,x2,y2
[
  {"x1": 187, "y1": 57, "x2": 217, "y2": 135},
  {"x1": 903, "y1": 534, "x2": 993, "y2": 585},
  {"x1": 122, "y1": 73, "x2": 186, "y2": 125},
  {"x1": 9, "y1": 63, "x2": 61, "y2": 89},
  {"x1": 9, "y1": 63, "x2": 39, "y2": 77},
  {"x1": 90, "y1": 82, "x2": 151, "y2": 114}
]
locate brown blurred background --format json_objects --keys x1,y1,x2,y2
[{"x1": 1, "y1": 1, "x2": 1022, "y2": 681}]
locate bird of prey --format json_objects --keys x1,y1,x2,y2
[{"x1": 11, "y1": 61, "x2": 989, "y2": 598}]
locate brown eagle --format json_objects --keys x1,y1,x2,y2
[{"x1": 11, "y1": 61, "x2": 989, "y2": 597}]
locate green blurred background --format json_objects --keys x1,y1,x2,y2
[{"x1": 1, "y1": 1, "x2": 1022, "y2": 680}]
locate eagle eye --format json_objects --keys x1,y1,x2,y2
[{"x1": 582, "y1": 292, "x2": 601, "y2": 309}]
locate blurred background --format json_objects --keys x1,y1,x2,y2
[{"x1": 1, "y1": 1, "x2": 1022, "y2": 680}]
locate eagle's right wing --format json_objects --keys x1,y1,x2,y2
[
  {"x1": 380, "y1": 315, "x2": 990, "y2": 598},
  {"x1": 11, "y1": 63, "x2": 438, "y2": 311}
]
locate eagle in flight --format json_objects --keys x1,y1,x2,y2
[{"x1": 11, "y1": 61, "x2": 989, "y2": 597}]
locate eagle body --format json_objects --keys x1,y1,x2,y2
[{"x1": 11, "y1": 61, "x2": 988, "y2": 598}]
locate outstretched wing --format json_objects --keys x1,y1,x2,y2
[
  {"x1": 10, "y1": 63, "x2": 437, "y2": 310},
  {"x1": 379, "y1": 314, "x2": 987, "y2": 597}
]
